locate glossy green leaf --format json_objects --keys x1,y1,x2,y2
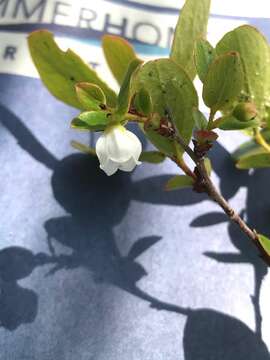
[
  {"x1": 71, "y1": 140, "x2": 96, "y2": 155},
  {"x1": 75, "y1": 83, "x2": 106, "y2": 111},
  {"x1": 258, "y1": 234, "x2": 270, "y2": 257},
  {"x1": 194, "y1": 39, "x2": 216, "y2": 82},
  {"x1": 236, "y1": 151, "x2": 270, "y2": 169},
  {"x1": 217, "y1": 115, "x2": 259, "y2": 130},
  {"x1": 170, "y1": 0, "x2": 211, "y2": 79},
  {"x1": 102, "y1": 35, "x2": 137, "y2": 85},
  {"x1": 28, "y1": 30, "x2": 117, "y2": 109},
  {"x1": 193, "y1": 108, "x2": 208, "y2": 130},
  {"x1": 203, "y1": 52, "x2": 244, "y2": 111},
  {"x1": 133, "y1": 88, "x2": 153, "y2": 116},
  {"x1": 216, "y1": 25, "x2": 270, "y2": 123},
  {"x1": 72, "y1": 111, "x2": 110, "y2": 131},
  {"x1": 116, "y1": 58, "x2": 142, "y2": 117},
  {"x1": 139, "y1": 151, "x2": 166, "y2": 164},
  {"x1": 165, "y1": 175, "x2": 194, "y2": 191},
  {"x1": 133, "y1": 59, "x2": 198, "y2": 154}
]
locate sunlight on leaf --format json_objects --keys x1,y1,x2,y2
[
  {"x1": 75, "y1": 83, "x2": 106, "y2": 111},
  {"x1": 102, "y1": 35, "x2": 138, "y2": 86},
  {"x1": 28, "y1": 30, "x2": 117, "y2": 109},
  {"x1": 171, "y1": 0, "x2": 211, "y2": 79},
  {"x1": 203, "y1": 52, "x2": 244, "y2": 112},
  {"x1": 216, "y1": 25, "x2": 270, "y2": 124},
  {"x1": 194, "y1": 38, "x2": 216, "y2": 83}
]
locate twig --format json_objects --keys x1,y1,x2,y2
[
  {"x1": 195, "y1": 156, "x2": 257, "y2": 241},
  {"x1": 165, "y1": 109, "x2": 270, "y2": 265},
  {"x1": 172, "y1": 155, "x2": 197, "y2": 181}
]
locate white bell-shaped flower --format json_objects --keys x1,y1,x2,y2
[{"x1": 96, "y1": 124, "x2": 142, "y2": 176}]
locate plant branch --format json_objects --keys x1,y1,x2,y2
[
  {"x1": 167, "y1": 114, "x2": 270, "y2": 265},
  {"x1": 207, "y1": 108, "x2": 217, "y2": 130},
  {"x1": 126, "y1": 112, "x2": 147, "y2": 123},
  {"x1": 172, "y1": 155, "x2": 197, "y2": 180},
  {"x1": 195, "y1": 156, "x2": 257, "y2": 241}
]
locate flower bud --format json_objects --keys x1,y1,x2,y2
[
  {"x1": 96, "y1": 124, "x2": 142, "y2": 176},
  {"x1": 232, "y1": 102, "x2": 257, "y2": 122}
]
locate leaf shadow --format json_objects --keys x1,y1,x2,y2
[{"x1": 1, "y1": 103, "x2": 269, "y2": 359}]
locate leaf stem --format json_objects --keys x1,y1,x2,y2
[
  {"x1": 207, "y1": 108, "x2": 217, "y2": 130},
  {"x1": 125, "y1": 113, "x2": 147, "y2": 123},
  {"x1": 254, "y1": 128, "x2": 270, "y2": 153},
  {"x1": 71, "y1": 140, "x2": 96, "y2": 156},
  {"x1": 173, "y1": 157, "x2": 197, "y2": 181},
  {"x1": 171, "y1": 140, "x2": 197, "y2": 180}
]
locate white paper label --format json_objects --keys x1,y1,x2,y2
[{"x1": 0, "y1": 0, "x2": 269, "y2": 81}]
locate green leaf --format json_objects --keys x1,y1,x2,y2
[
  {"x1": 194, "y1": 39, "x2": 216, "y2": 83},
  {"x1": 71, "y1": 140, "x2": 96, "y2": 155},
  {"x1": 28, "y1": 30, "x2": 117, "y2": 109},
  {"x1": 170, "y1": 0, "x2": 211, "y2": 80},
  {"x1": 116, "y1": 58, "x2": 142, "y2": 117},
  {"x1": 232, "y1": 131, "x2": 270, "y2": 161},
  {"x1": 236, "y1": 151, "x2": 270, "y2": 169},
  {"x1": 142, "y1": 127, "x2": 176, "y2": 157},
  {"x1": 139, "y1": 151, "x2": 166, "y2": 164},
  {"x1": 133, "y1": 59, "x2": 198, "y2": 154},
  {"x1": 72, "y1": 111, "x2": 110, "y2": 131},
  {"x1": 193, "y1": 108, "x2": 208, "y2": 130},
  {"x1": 203, "y1": 52, "x2": 244, "y2": 111},
  {"x1": 75, "y1": 83, "x2": 106, "y2": 111},
  {"x1": 232, "y1": 140, "x2": 260, "y2": 161},
  {"x1": 216, "y1": 25, "x2": 270, "y2": 124},
  {"x1": 71, "y1": 118, "x2": 90, "y2": 131},
  {"x1": 258, "y1": 234, "x2": 270, "y2": 257},
  {"x1": 217, "y1": 115, "x2": 259, "y2": 130},
  {"x1": 102, "y1": 35, "x2": 137, "y2": 85},
  {"x1": 133, "y1": 88, "x2": 153, "y2": 116},
  {"x1": 165, "y1": 175, "x2": 194, "y2": 191}
]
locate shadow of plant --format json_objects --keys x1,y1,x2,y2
[
  {"x1": 0, "y1": 246, "x2": 53, "y2": 330},
  {"x1": 0, "y1": 104, "x2": 269, "y2": 359},
  {"x1": 191, "y1": 142, "x2": 269, "y2": 341}
]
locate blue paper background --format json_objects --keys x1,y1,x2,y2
[{"x1": 1, "y1": 2, "x2": 270, "y2": 359}]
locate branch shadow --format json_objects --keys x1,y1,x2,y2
[
  {"x1": 191, "y1": 142, "x2": 269, "y2": 341},
  {"x1": 0, "y1": 103, "x2": 269, "y2": 359}
]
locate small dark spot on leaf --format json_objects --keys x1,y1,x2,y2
[
  {"x1": 99, "y1": 104, "x2": 107, "y2": 110},
  {"x1": 148, "y1": 71, "x2": 153, "y2": 77},
  {"x1": 70, "y1": 76, "x2": 75, "y2": 81}
]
